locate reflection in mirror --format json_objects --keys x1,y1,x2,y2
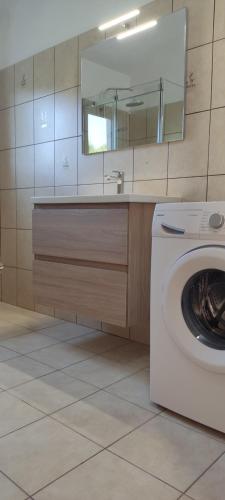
[{"x1": 81, "y1": 8, "x2": 186, "y2": 155}]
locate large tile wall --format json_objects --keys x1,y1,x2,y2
[{"x1": 0, "y1": 0, "x2": 224, "y2": 320}]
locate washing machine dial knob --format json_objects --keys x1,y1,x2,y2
[{"x1": 209, "y1": 213, "x2": 225, "y2": 229}]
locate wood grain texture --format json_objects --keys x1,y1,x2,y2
[
  {"x1": 33, "y1": 207, "x2": 128, "y2": 265},
  {"x1": 34, "y1": 260, "x2": 127, "y2": 327},
  {"x1": 127, "y1": 203, "x2": 154, "y2": 344}
]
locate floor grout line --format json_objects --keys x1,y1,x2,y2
[
  {"x1": 0, "y1": 468, "x2": 31, "y2": 498},
  {"x1": 29, "y1": 448, "x2": 104, "y2": 498},
  {"x1": 49, "y1": 401, "x2": 155, "y2": 449},
  {"x1": 29, "y1": 414, "x2": 159, "y2": 497},
  {"x1": 107, "y1": 448, "x2": 183, "y2": 496},
  {"x1": 182, "y1": 450, "x2": 225, "y2": 498},
  {"x1": 0, "y1": 413, "x2": 47, "y2": 441}
]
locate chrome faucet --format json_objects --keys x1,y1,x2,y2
[{"x1": 105, "y1": 170, "x2": 125, "y2": 194}]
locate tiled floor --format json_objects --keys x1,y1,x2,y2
[{"x1": 0, "y1": 303, "x2": 224, "y2": 499}]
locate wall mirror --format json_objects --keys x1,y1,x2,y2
[{"x1": 81, "y1": 8, "x2": 186, "y2": 155}]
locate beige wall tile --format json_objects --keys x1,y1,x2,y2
[
  {"x1": 15, "y1": 57, "x2": 33, "y2": 105},
  {"x1": 78, "y1": 29, "x2": 104, "y2": 85},
  {"x1": 134, "y1": 143, "x2": 168, "y2": 180},
  {"x1": 1, "y1": 190, "x2": 16, "y2": 228},
  {"x1": 0, "y1": 108, "x2": 15, "y2": 150},
  {"x1": 78, "y1": 137, "x2": 103, "y2": 184},
  {"x1": 16, "y1": 145, "x2": 34, "y2": 188},
  {"x1": 17, "y1": 269, "x2": 34, "y2": 310},
  {"x1": 55, "y1": 37, "x2": 78, "y2": 92},
  {"x1": 15, "y1": 102, "x2": 34, "y2": 147},
  {"x1": 55, "y1": 137, "x2": 77, "y2": 186},
  {"x1": 0, "y1": 149, "x2": 16, "y2": 189},
  {"x1": 78, "y1": 28, "x2": 104, "y2": 52},
  {"x1": 214, "y1": 0, "x2": 225, "y2": 41},
  {"x1": 55, "y1": 185, "x2": 77, "y2": 196},
  {"x1": 16, "y1": 188, "x2": 34, "y2": 229},
  {"x1": 77, "y1": 86, "x2": 82, "y2": 136},
  {"x1": 207, "y1": 175, "x2": 225, "y2": 201},
  {"x1": 168, "y1": 112, "x2": 210, "y2": 178},
  {"x1": 168, "y1": 176, "x2": 207, "y2": 201},
  {"x1": 138, "y1": 0, "x2": 172, "y2": 24},
  {"x1": 173, "y1": 0, "x2": 214, "y2": 49},
  {"x1": 55, "y1": 88, "x2": 78, "y2": 140},
  {"x1": 209, "y1": 107, "x2": 225, "y2": 175},
  {"x1": 34, "y1": 187, "x2": 54, "y2": 197},
  {"x1": 104, "y1": 149, "x2": 133, "y2": 182},
  {"x1": 2, "y1": 267, "x2": 17, "y2": 305},
  {"x1": 0, "y1": 65, "x2": 15, "y2": 110},
  {"x1": 78, "y1": 184, "x2": 103, "y2": 195},
  {"x1": 133, "y1": 179, "x2": 167, "y2": 195},
  {"x1": 1, "y1": 229, "x2": 16, "y2": 267},
  {"x1": 104, "y1": 181, "x2": 132, "y2": 195},
  {"x1": 34, "y1": 94, "x2": 54, "y2": 144},
  {"x1": 17, "y1": 230, "x2": 32, "y2": 270},
  {"x1": 34, "y1": 142, "x2": 54, "y2": 187},
  {"x1": 34, "y1": 48, "x2": 54, "y2": 99},
  {"x1": 186, "y1": 44, "x2": 212, "y2": 114},
  {"x1": 212, "y1": 39, "x2": 225, "y2": 109}
]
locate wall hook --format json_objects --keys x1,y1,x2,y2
[
  {"x1": 186, "y1": 72, "x2": 196, "y2": 88},
  {"x1": 21, "y1": 74, "x2": 26, "y2": 87}
]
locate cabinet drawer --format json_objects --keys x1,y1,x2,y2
[
  {"x1": 33, "y1": 207, "x2": 128, "y2": 265},
  {"x1": 34, "y1": 260, "x2": 127, "y2": 327}
]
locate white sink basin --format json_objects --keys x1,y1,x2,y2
[{"x1": 32, "y1": 194, "x2": 181, "y2": 204}]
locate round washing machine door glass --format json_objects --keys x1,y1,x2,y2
[
  {"x1": 182, "y1": 268, "x2": 225, "y2": 350},
  {"x1": 163, "y1": 245, "x2": 225, "y2": 373}
]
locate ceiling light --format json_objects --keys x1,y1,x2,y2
[
  {"x1": 116, "y1": 19, "x2": 157, "y2": 40},
  {"x1": 98, "y1": 9, "x2": 140, "y2": 31}
]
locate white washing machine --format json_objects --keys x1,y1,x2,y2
[{"x1": 150, "y1": 201, "x2": 225, "y2": 433}]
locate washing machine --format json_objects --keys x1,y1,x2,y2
[{"x1": 150, "y1": 201, "x2": 225, "y2": 432}]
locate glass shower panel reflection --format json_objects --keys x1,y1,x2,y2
[{"x1": 82, "y1": 79, "x2": 163, "y2": 154}]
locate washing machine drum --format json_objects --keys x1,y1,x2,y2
[
  {"x1": 182, "y1": 269, "x2": 225, "y2": 350},
  {"x1": 163, "y1": 246, "x2": 225, "y2": 372}
]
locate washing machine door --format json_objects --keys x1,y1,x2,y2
[{"x1": 163, "y1": 245, "x2": 225, "y2": 373}]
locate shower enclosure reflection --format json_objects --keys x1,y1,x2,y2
[{"x1": 81, "y1": 8, "x2": 186, "y2": 155}]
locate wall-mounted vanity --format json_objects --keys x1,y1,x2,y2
[{"x1": 32, "y1": 195, "x2": 179, "y2": 344}]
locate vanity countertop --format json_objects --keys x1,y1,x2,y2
[{"x1": 32, "y1": 194, "x2": 181, "y2": 204}]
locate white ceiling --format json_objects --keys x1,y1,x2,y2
[{"x1": 0, "y1": 0, "x2": 152, "y2": 69}]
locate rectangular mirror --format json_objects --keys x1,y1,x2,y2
[{"x1": 81, "y1": 8, "x2": 186, "y2": 155}]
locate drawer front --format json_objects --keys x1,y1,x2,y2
[
  {"x1": 34, "y1": 260, "x2": 127, "y2": 327},
  {"x1": 33, "y1": 207, "x2": 128, "y2": 265}
]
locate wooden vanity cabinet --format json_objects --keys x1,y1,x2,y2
[{"x1": 33, "y1": 202, "x2": 154, "y2": 343}]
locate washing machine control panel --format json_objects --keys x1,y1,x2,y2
[{"x1": 153, "y1": 202, "x2": 225, "y2": 240}]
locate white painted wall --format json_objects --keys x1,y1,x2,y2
[{"x1": 0, "y1": 0, "x2": 150, "y2": 69}]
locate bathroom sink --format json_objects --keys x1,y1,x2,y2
[{"x1": 32, "y1": 194, "x2": 181, "y2": 204}]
